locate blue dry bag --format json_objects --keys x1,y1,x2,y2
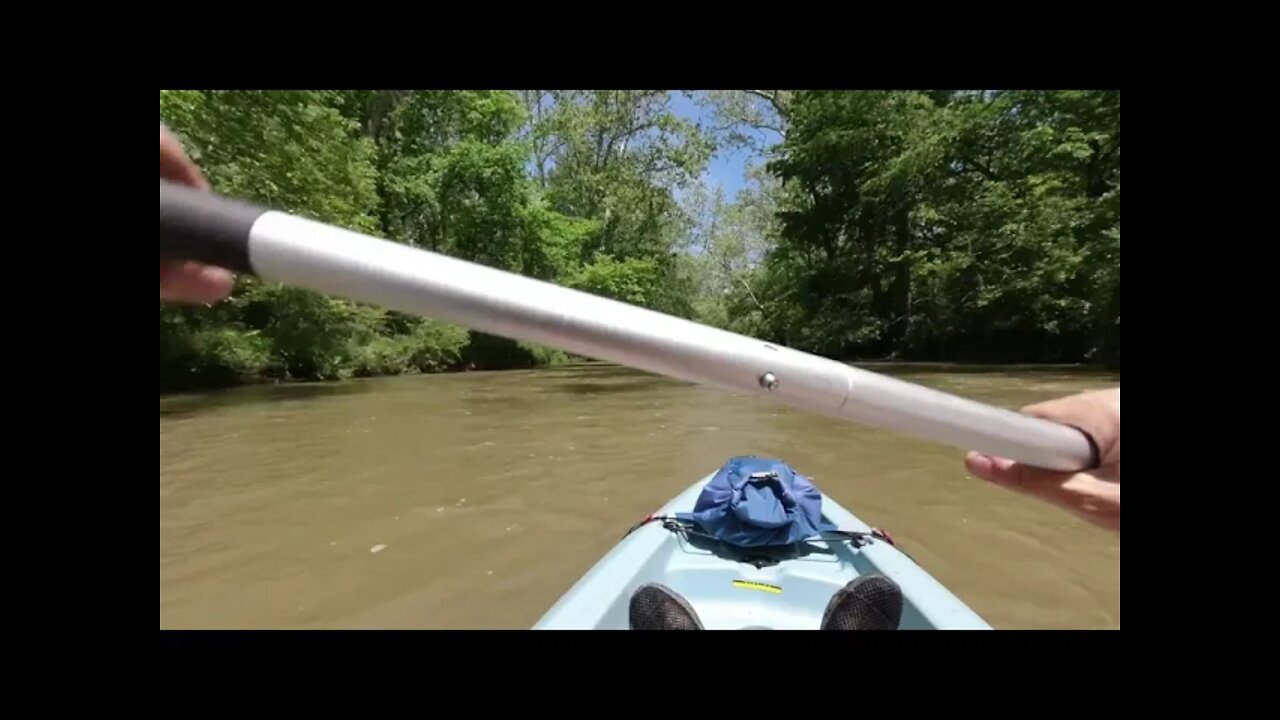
[{"x1": 675, "y1": 456, "x2": 837, "y2": 548}]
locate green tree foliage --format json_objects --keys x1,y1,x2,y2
[
  {"x1": 159, "y1": 90, "x2": 387, "y2": 385},
  {"x1": 160, "y1": 89, "x2": 1119, "y2": 390},
  {"x1": 679, "y1": 167, "x2": 781, "y2": 334},
  {"x1": 528, "y1": 90, "x2": 714, "y2": 316},
  {"x1": 737, "y1": 90, "x2": 1119, "y2": 365},
  {"x1": 160, "y1": 89, "x2": 714, "y2": 388}
]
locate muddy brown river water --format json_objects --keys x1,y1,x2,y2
[{"x1": 159, "y1": 362, "x2": 1120, "y2": 629}]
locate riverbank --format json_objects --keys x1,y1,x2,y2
[
  {"x1": 159, "y1": 322, "x2": 580, "y2": 393},
  {"x1": 161, "y1": 356, "x2": 1119, "y2": 401}
]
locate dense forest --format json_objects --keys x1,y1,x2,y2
[{"x1": 159, "y1": 90, "x2": 1119, "y2": 390}]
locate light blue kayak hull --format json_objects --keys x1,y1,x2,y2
[{"x1": 533, "y1": 473, "x2": 991, "y2": 630}]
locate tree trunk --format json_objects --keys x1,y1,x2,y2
[{"x1": 891, "y1": 206, "x2": 912, "y2": 349}]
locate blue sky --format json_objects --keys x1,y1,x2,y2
[
  {"x1": 668, "y1": 91, "x2": 777, "y2": 201},
  {"x1": 522, "y1": 91, "x2": 779, "y2": 204}
]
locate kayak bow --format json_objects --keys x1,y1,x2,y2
[{"x1": 533, "y1": 467, "x2": 991, "y2": 630}]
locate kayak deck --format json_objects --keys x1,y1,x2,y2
[{"x1": 534, "y1": 473, "x2": 991, "y2": 630}]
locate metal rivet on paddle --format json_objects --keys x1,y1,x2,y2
[{"x1": 759, "y1": 372, "x2": 779, "y2": 391}]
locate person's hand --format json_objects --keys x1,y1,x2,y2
[
  {"x1": 160, "y1": 124, "x2": 234, "y2": 304},
  {"x1": 965, "y1": 388, "x2": 1119, "y2": 533}
]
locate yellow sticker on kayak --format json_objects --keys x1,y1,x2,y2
[{"x1": 733, "y1": 580, "x2": 782, "y2": 594}]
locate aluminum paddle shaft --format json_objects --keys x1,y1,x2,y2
[{"x1": 159, "y1": 180, "x2": 1099, "y2": 472}]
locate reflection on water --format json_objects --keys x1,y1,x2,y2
[
  {"x1": 159, "y1": 381, "x2": 377, "y2": 419},
  {"x1": 160, "y1": 362, "x2": 1119, "y2": 629}
]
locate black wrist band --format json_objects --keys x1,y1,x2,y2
[{"x1": 1066, "y1": 424, "x2": 1102, "y2": 470}]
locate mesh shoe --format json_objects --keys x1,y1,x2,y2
[
  {"x1": 628, "y1": 583, "x2": 704, "y2": 630},
  {"x1": 820, "y1": 574, "x2": 903, "y2": 630}
]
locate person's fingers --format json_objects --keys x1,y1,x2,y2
[
  {"x1": 160, "y1": 124, "x2": 208, "y2": 190},
  {"x1": 965, "y1": 451, "x2": 1120, "y2": 531},
  {"x1": 160, "y1": 260, "x2": 234, "y2": 304},
  {"x1": 160, "y1": 123, "x2": 235, "y2": 304}
]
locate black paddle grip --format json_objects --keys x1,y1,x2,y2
[{"x1": 159, "y1": 180, "x2": 267, "y2": 275}]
